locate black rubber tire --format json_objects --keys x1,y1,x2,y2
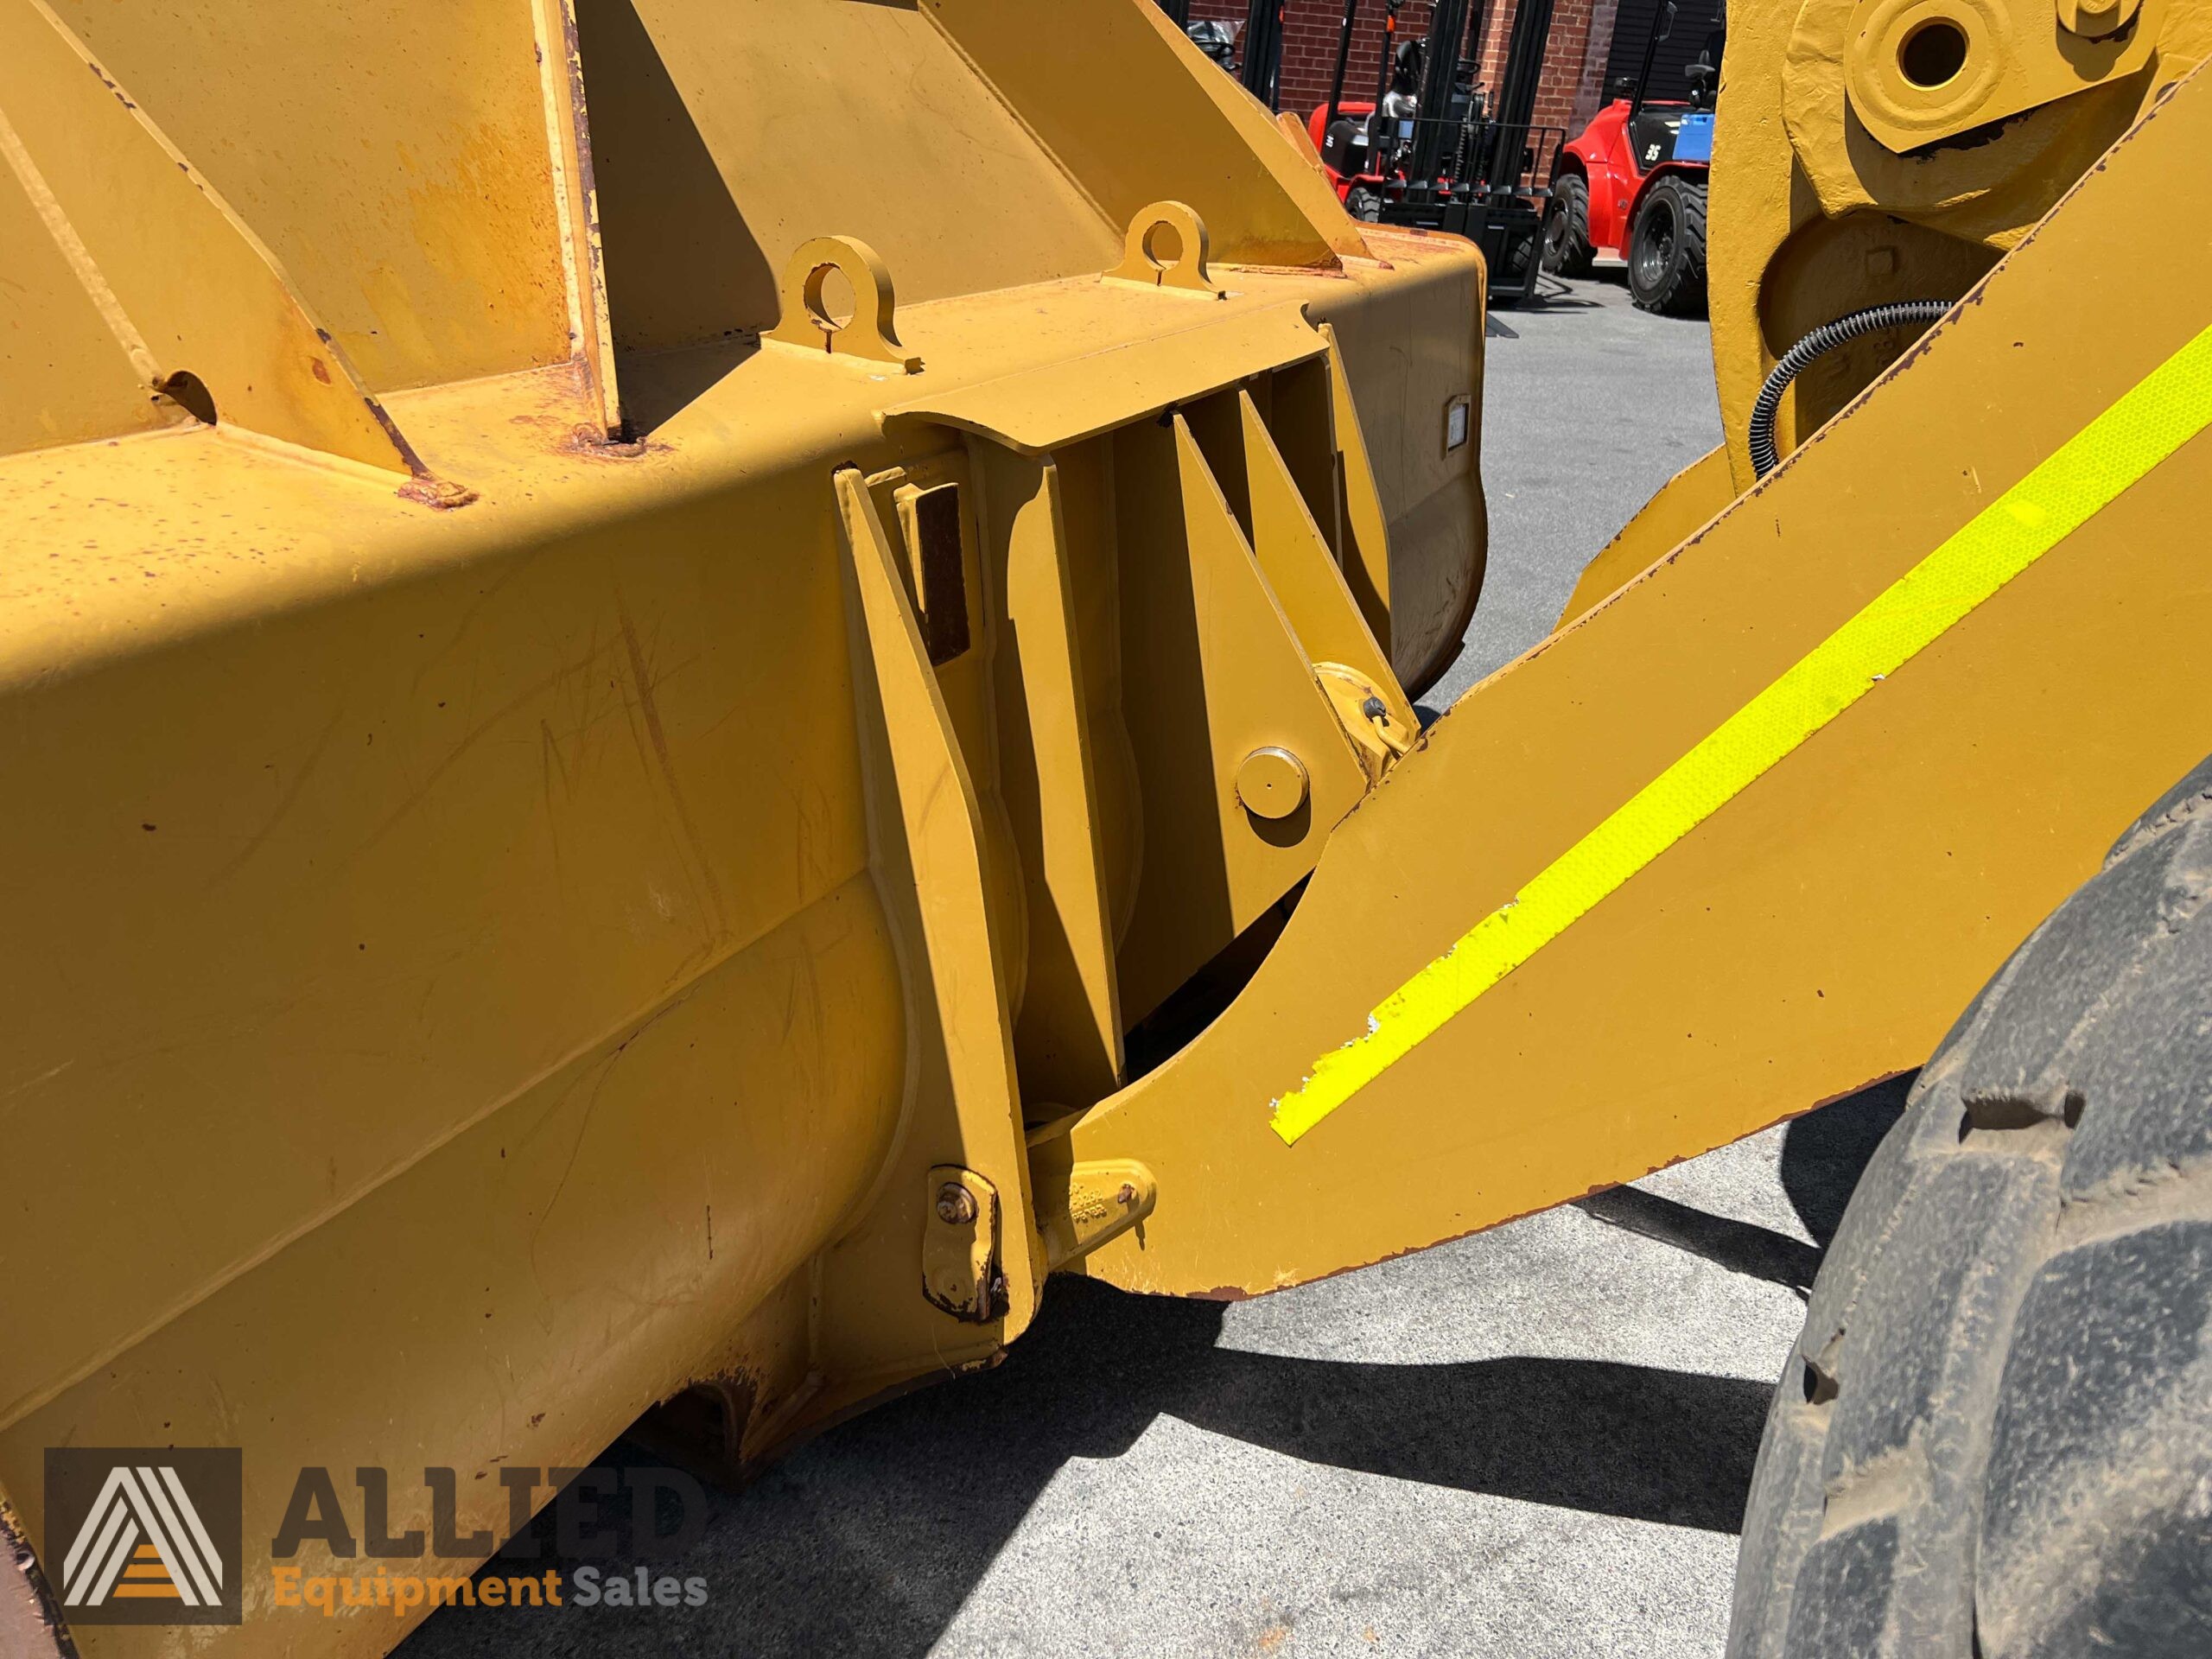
[
  {"x1": 1494, "y1": 225, "x2": 1537, "y2": 308},
  {"x1": 1543, "y1": 171, "x2": 1595, "y2": 277},
  {"x1": 1626, "y1": 175, "x2": 1707, "y2": 317},
  {"x1": 1730, "y1": 753, "x2": 2212, "y2": 1659},
  {"x1": 1345, "y1": 185, "x2": 1383, "y2": 224}
]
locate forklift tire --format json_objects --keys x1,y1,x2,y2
[
  {"x1": 1493, "y1": 227, "x2": 1537, "y2": 308},
  {"x1": 1729, "y1": 753, "x2": 2212, "y2": 1659},
  {"x1": 1626, "y1": 175, "x2": 1707, "y2": 316},
  {"x1": 1544, "y1": 172, "x2": 1595, "y2": 277},
  {"x1": 1345, "y1": 185, "x2": 1383, "y2": 224}
]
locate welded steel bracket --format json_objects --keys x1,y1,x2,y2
[
  {"x1": 921, "y1": 1166, "x2": 1004, "y2": 1323},
  {"x1": 1033, "y1": 1155, "x2": 1157, "y2": 1271},
  {"x1": 1105, "y1": 200, "x2": 1225, "y2": 296},
  {"x1": 767, "y1": 234, "x2": 923, "y2": 372}
]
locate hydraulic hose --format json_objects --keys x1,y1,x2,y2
[{"x1": 1747, "y1": 300, "x2": 1955, "y2": 479}]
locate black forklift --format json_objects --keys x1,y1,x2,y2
[{"x1": 1236, "y1": 0, "x2": 1567, "y2": 306}]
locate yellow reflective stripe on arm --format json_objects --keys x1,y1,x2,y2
[{"x1": 1270, "y1": 321, "x2": 2212, "y2": 1147}]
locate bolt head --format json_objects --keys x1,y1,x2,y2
[
  {"x1": 935, "y1": 1183, "x2": 978, "y2": 1225},
  {"x1": 2056, "y1": 0, "x2": 2139, "y2": 35},
  {"x1": 1235, "y1": 746, "x2": 1310, "y2": 821}
]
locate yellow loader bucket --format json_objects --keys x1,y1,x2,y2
[{"x1": 2, "y1": 1, "x2": 2208, "y2": 1654}]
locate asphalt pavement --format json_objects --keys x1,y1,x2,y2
[
  {"x1": 1427, "y1": 270, "x2": 1721, "y2": 710},
  {"x1": 402, "y1": 272, "x2": 1904, "y2": 1659}
]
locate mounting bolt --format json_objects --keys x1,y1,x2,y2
[
  {"x1": 1360, "y1": 696, "x2": 1388, "y2": 721},
  {"x1": 2056, "y1": 0, "x2": 2139, "y2": 36},
  {"x1": 1235, "y1": 746, "x2": 1310, "y2": 821},
  {"x1": 935, "y1": 1182, "x2": 978, "y2": 1225}
]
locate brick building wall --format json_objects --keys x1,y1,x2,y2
[
  {"x1": 1569, "y1": 0, "x2": 1623, "y2": 130},
  {"x1": 1175, "y1": 0, "x2": 1619, "y2": 138}
]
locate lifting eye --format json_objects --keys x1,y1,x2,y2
[
  {"x1": 801, "y1": 262, "x2": 857, "y2": 334},
  {"x1": 1897, "y1": 20, "x2": 1968, "y2": 89},
  {"x1": 1141, "y1": 219, "x2": 1185, "y2": 271}
]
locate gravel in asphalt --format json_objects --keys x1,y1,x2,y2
[{"x1": 401, "y1": 271, "x2": 1901, "y2": 1659}]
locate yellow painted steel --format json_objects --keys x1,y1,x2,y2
[
  {"x1": 0, "y1": 4, "x2": 1483, "y2": 1650},
  {"x1": 0, "y1": 0, "x2": 424, "y2": 473},
  {"x1": 1556, "y1": 444, "x2": 1732, "y2": 627},
  {"x1": 1070, "y1": 64, "x2": 2212, "y2": 1296},
  {"x1": 1568, "y1": 0, "x2": 2211, "y2": 632},
  {"x1": 1697, "y1": 0, "x2": 2212, "y2": 495},
  {"x1": 1, "y1": 0, "x2": 2207, "y2": 1652},
  {"x1": 1276, "y1": 318, "x2": 2212, "y2": 1145}
]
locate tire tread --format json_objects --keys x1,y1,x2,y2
[{"x1": 1729, "y1": 754, "x2": 2212, "y2": 1659}]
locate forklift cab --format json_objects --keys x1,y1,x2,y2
[
  {"x1": 1683, "y1": 28, "x2": 1724, "y2": 109},
  {"x1": 1318, "y1": 41, "x2": 1427, "y2": 185},
  {"x1": 1624, "y1": 24, "x2": 1724, "y2": 171}
]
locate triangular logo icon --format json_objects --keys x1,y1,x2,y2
[{"x1": 59, "y1": 1465, "x2": 225, "y2": 1610}]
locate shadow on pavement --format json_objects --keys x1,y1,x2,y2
[
  {"x1": 1574, "y1": 1187, "x2": 1823, "y2": 1293},
  {"x1": 1780, "y1": 1072, "x2": 1912, "y2": 1248},
  {"x1": 1574, "y1": 1072, "x2": 1917, "y2": 1290},
  {"x1": 401, "y1": 1083, "x2": 1910, "y2": 1659},
  {"x1": 413, "y1": 1294, "x2": 1767, "y2": 1659},
  {"x1": 1524, "y1": 273, "x2": 1610, "y2": 309}
]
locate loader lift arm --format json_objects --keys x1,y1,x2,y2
[
  {"x1": 1559, "y1": 0, "x2": 2211, "y2": 625},
  {"x1": 1056, "y1": 69, "x2": 2212, "y2": 1299}
]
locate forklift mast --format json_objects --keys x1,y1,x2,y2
[
  {"x1": 1407, "y1": 0, "x2": 1478, "y2": 188},
  {"x1": 1626, "y1": 1, "x2": 1677, "y2": 124},
  {"x1": 1324, "y1": 0, "x2": 1361, "y2": 131},
  {"x1": 1242, "y1": 0, "x2": 1286, "y2": 105},
  {"x1": 1317, "y1": 0, "x2": 1563, "y2": 307},
  {"x1": 1485, "y1": 0, "x2": 1559, "y2": 167}
]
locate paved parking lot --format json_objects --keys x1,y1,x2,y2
[
  {"x1": 1428, "y1": 270, "x2": 1721, "y2": 709},
  {"x1": 404, "y1": 273, "x2": 1904, "y2": 1659}
]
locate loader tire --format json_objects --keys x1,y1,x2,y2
[
  {"x1": 1543, "y1": 171, "x2": 1595, "y2": 277},
  {"x1": 1627, "y1": 175, "x2": 1707, "y2": 316},
  {"x1": 0, "y1": 1497, "x2": 72, "y2": 1659},
  {"x1": 1729, "y1": 752, "x2": 2212, "y2": 1659}
]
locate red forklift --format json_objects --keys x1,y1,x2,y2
[
  {"x1": 1297, "y1": 0, "x2": 1565, "y2": 307},
  {"x1": 1543, "y1": 1, "x2": 1724, "y2": 315}
]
